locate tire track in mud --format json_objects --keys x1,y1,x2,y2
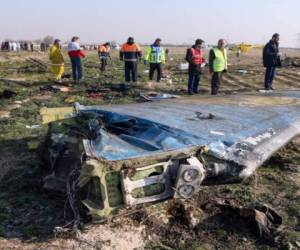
[
  {"x1": 277, "y1": 72, "x2": 300, "y2": 85},
  {"x1": 222, "y1": 72, "x2": 250, "y2": 90},
  {"x1": 222, "y1": 77, "x2": 245, "y2": 91},
  {"x1": 224, "y1": 73, "x2": 262, "y2": 90},
  {"x1": 280, "y1": 68, "x2": 300, "y2": 76},
  {"x1": 274, "y1": 75, "x2": 300, "y2": 89}
]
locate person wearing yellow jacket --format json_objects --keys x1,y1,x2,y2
[
  {"x1": 49, "y1": 39, "x2": 64, "y2": 82},
  {"x1": 144, "y1": 38, "x2": 165, "y2": 82}
]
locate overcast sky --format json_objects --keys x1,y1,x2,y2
[{"x1": 0, "y1": 0, "x2": 299, "y2": 47}]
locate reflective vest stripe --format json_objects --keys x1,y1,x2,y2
[{"x1": 146, "y1": 46, "x2": 165, "y2": 63}]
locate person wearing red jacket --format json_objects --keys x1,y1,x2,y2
[
  {"x1": 185, "y1": 39, "x2": 205, "y2": 95},
  {"x1": 68, "y1": 36, "x2": 86, "y2": 82}
]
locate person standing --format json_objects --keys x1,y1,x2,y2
[
  {"x1": 98, "y1": 42, "x2": 111, "y2": 72},
  {"x1": 263, "y1": 33, "x2": 281, "y2": 91},
  {"x1": 144, "y1": 38, "x2": 166, "y2": 82},
  {"x1": 185, "y1": 39, "x2": 205, "y2": 95},
  {"x1": 68, "y1": 36, "x2": 86, "y2": 82},
  {"x1": 120, "y1": 37, "x2": 142, "y2": 83},
  {"x1": 49, "y1": 39, "x2": 64, "y2": 82},
  {"x1": 209, "y1": 39, "x2": 228, "y2": 95},
  {"x1": 236, "y1": 47, "x2": 241, "y2": 58}
]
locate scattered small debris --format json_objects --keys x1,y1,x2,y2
[
  {"x1": 201, "y1": 199, "x2": 283, "y2": 243},
  {"x1": 62, "y1": 74, "x2": 72, "y2": 79},
  {"x1": 6, "y1": 103, "x2": 22, "y2": 110},
  {"x1": 40, "y1": 85, "x2": 59, "y2": 93},
  {"x1": 26, "y1": 125, "x2": 41, "y2": 129},
  {"x1": 55, "y1": 85, "x2": 70, "y2": 92},
  {"x1": 64, "y1": 96, "x2": 78, "y2": 103},
  {"x1": 40, "y1": 85, "x2": 70, "y2": 93},
  {"x1": 86, "y1": 92, "x2": 105, "y2": 99},
  {"x1": 0, "y1": 89, "x2": 17, "y2": 99},
  {"x1": 259, "y1": 89, "x2": 274, "y2": 93},
  {"x1": 167, "y1": 200, "x2": 204, "y2": 228},
  {"x1": 40, "y1": 107, "x2": 74, "y2": 124},
  {"x1": 281, "y1": 57, "x2": 300, "y2": 67},
  {"x1": 237, "y1": 70, "x2": 248, "y2": 74},
  {"x1": 140, "y1": 92, "x2": 179, "y2": 101},
  {"x1": 0, "y1": 110, "x2": 10, "y2": 119},
  {"x1": 178, "y1": 63, "x2": 189, "y2": 71},
  {"x1": 86, "y1": 86, "x2": 111, "y2": 94},
  {"x1": 27, "y1": 140, "x2": 40, "y2": 150},
  {"x1": 110, "y1": 83, "x2": 130, "y2": 92},
  {"x1": 189, "y1": 112, "x2": 215, "y2": 120}
]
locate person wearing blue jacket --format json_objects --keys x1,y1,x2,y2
[{"x1": 263, "y1": 33, "x2": 281, "y2": 90}]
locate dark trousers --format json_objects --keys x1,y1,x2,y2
[
  {"x1": 188, "y1": 70, "x2": 201, "y2": 93},
  {"x1": 125, "y1": 61, "x2": 137, "y2": 82},
  {"x1": 100, "y1": 58, "x2": 108, "y2": 72},
  {"x1": 211, "y1": 72, "x2": 223, "y2": 95},
  {"x1": 70, "y1": 57, "x2": 82, "y2": 81},
  {"x1": 264, "y1": 67, "x2": 276, "y2": 90},
  {"x1": 149, "y1": 63, "x2": 162, "y2": 82}
]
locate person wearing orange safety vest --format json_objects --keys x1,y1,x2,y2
[
  {"x1": 185, "y1": 39, "x2": 206, "y2": 95},
  {"x1": 98, "y1": 42, "x2": 111, "y2": 72},
  {"x1": 120, "y1": 37, "x2": 142, "y2": 82}
]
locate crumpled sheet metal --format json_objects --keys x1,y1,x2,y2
[
  {"x1": 80, "y1": 109, "x2": 201, "y2": 161},
  {"x1": 77, "y1": 90, "x2": 300, "y2": 182},
  {"x1": 78, "y1": 159, "x2": 123, "y2": 220}
]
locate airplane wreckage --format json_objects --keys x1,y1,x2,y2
[{"x1": 40, "y1": 90, "x2": 300, "y2": 223}]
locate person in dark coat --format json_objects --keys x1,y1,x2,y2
[{"x1": 263, "y1": 33, "x2": 281, "y2": 90}]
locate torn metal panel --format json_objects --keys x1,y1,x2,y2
[
  {"x1": 77, "y1": 90, "x2": 300, "y2": 180},
  {"x1": 41, "y1": 90, "x2": 300, "y2": 221}
]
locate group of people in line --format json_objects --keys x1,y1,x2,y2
[
  {"x1": 49, "y1": 33, "x2": 281, "y2": 95},
  {"x1": 1, "y1": 41, "x2": 34, "y2": 52},
  {"x1": 1, "y1": 41, "x2": 53, "y2": 52}
]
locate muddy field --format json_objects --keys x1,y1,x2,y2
[{"x1": 0, "y1": 48, "x2": 300, "y2": 250}]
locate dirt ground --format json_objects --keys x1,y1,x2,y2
[{"x1": 0, "y1": 48, "x2": 300, "y2": 250}]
